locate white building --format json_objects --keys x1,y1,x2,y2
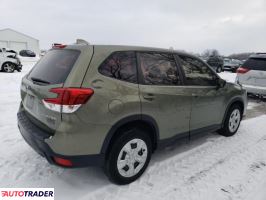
[{"x1": 0, "y1": 28, "x2": 40, "y2": 54}]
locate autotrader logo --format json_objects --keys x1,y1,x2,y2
[{"x1": 0, "y1": 188, "x2": 54, "y2": 200}]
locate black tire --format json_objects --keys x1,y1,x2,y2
[
  {"x1": 105, "y1": 128, "x2": 152, "y2": 185},
  {"x1": 216, "y1": 66, "x2": 222, "y2": 73},
  {"x1": 2, "y1": 62, "x2": 15, "y2": 73},
  {"x1": 218, "y1": 104, "x2": 242, "y2": 137}
]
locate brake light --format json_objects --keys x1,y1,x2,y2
[
  {"x1": 237, "y1": 67, "x2": 250, "y2": 74},
  {"x1": 43, "y1": 88, "x2": 94, "y2": 113},
  {"x1": 53, "y1": 157, "x2": 73, "y2": 167}
]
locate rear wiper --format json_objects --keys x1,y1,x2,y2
[{"x1": 31, "y1": 77, "x2": 50, "y2": 85}]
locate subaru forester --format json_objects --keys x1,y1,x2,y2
[{"x1": 18, "y1": 40, "x2": 247, "y2": 184}]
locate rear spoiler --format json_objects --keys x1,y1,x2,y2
[{"x1": 52, "y1": 39, "x2": 90, "y2": 49}]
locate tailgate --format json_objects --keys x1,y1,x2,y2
[
  {"x1": 21, "y1": 77, "x2": 63, "y2": 130},
  {"x1": 21, "y1": 48, "x2": 81, "y2": 130},
  {"x1": 254, "y1": 70, "x2": 266, "y2": 87},
  {"x1": 238, "y1": 70, "x2": 257, "y2": 86}
]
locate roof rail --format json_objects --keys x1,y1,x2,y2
[
  {"x1": 250, "y1": 53, "x2": 266, "y2": 58},
  {"x1": 256, "y1": 52, "x2": 266, "y2": 55},
  {"x1": 76, "y1": 39, "x2": 89, "y2": 45}
]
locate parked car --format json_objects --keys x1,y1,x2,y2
[
  {"x1": 236, "y1": 53, "x2": 266, "y2": 95},
  {"x1": 17, "y1": 40, "x2": 247, "y2": 184},
  {"x1": 19, "y1": 50, "x2": 36, "y2": 57},
  {"x1": 224, "y1": 58, "x2": 242, "y2": 72},
  {"x1": 207, "y1": 56, "x2": 224, "y2": 73},
  {"x1": 0, "y1": 48, "x2": 22, "y2": 73}
]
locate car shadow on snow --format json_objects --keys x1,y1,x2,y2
[{"x1": 151, "y1": 131, "x2": 221, "y2": 165}]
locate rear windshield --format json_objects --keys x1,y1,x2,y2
[
  {"x1": 28, "y1": 49, "x2": 80, "y2": 84},
  {"x1": 243, "y1": 58, "x2": 266, "y2": 71}
]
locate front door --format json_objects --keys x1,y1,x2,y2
[{"x1": 177, "y1": 54, "x2": 225, "y2": 132}]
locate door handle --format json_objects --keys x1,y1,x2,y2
[{"x1": 143, "y1": 93, "x2": 155, "y2": 101}]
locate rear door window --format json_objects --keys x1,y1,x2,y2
[
  {"x1": 98, "y1": 51, "x2": 137, "y2": 83},
  {"x1": 28, "y1": 49, "x2": 80, "y2": 84},
  {"x1": 243, "y1": 58, "x2": 266, "y2": 71},
  {"x1": 138, "y1": 52, "x2": 181, "y2": 86}
]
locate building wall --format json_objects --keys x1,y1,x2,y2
[{"x1": 0, "y1": 29, "x2": 40, "y2": 54}]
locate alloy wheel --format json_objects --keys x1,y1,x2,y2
[{"x1": 3, "y1": 63, "x2": 14, "y2": 73}]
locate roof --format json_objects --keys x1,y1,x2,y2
[
  {"x1": 62, "y1": 39, "x2": 188, "y2": 55},
  {"x1": 67, "y1": 43, "x2": 193, "y2": 57},
  {"x1": 96, "y1": 44, "x2": 175, "y2": 52},
  {"x1": 0, "y1": 28, "x2": 39, "y2": 41}
]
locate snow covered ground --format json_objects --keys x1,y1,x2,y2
[{"x1": 1, "y1": 66, "x2": 266, "y2": 200}]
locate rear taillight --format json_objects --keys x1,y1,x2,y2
[
  {"x1": 43, "y1": 88, "x2": 94, "y2": 113},
  {"x1": 237, "y1": 67, "x2": 250, "y2": 74}
]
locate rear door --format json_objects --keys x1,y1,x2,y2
[
  {"x1": 21, "y1": 48, "x2": 81, "y2": 130},
  {"x1": 239, "y1": 57, "x2": 266, "y2": 87},
  {"x1": 137, "y1": 52, "x2": 191, "y2": 140},
  {"x1": 177, "y1": 54, "x2": 224, "y2": 132}
]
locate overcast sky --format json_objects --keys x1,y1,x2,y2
[{"x1": 1, "y1": 0, "x2": 265, "y2": 55}]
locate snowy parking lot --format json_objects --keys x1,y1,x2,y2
[{"x1": 1, "y1": 64, "x2": 266, "y2": 200}]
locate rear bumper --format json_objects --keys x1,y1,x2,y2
[
  {"x1": 17, "y1": 111, "x2": 104, "y2": 167},
  {"x1": 242, "y1": 84, "x2": 266, "y2": 95}
]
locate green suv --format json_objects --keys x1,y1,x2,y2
[{"x1": 17, "y1": 40, "x2": 247, "y2": 184}]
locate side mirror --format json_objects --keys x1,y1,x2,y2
[{"x1": 216, "y1": 78, "x2": 226, "y2": 89}]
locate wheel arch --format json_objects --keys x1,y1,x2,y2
[
  {"x1": 222, "y1": 97, "x2": 244, "y2": 127},
  {"x1": 100, "y1": 115, "x2": 159, "y2": 156}
]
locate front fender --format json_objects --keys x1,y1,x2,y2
[{"x1": 222, "y1": 95, "x2": 246, "y2": 127}]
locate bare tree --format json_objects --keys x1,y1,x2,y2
[{"x1": 202, "y1": 49, "x2": 220, "y2": 57}]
